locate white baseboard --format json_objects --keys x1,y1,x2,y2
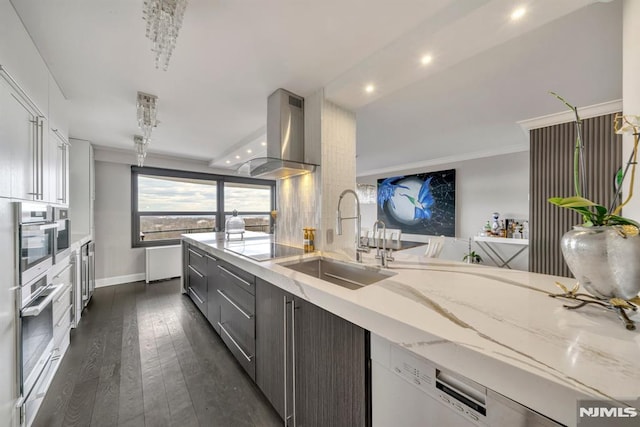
[{"x1": 96, "y1": 273, "x2": 146, "y2": 288}]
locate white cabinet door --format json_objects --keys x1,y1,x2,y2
[
  {"x1": 49, "y1": 129, "x2": 69, "y2": 205},
  {"x1": 5, "y1": 88, "x2": 40, "y2": 201},
  {"x1": 0, "y1": 81, "x2": 15, "y2": 198}
]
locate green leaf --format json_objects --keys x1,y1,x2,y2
[
  {"x1": 548, "y1": 196, "x2": 599, "y2": 208},
  {"x1": 604, "y1": 215, "x2": 640, "y2": 228}
]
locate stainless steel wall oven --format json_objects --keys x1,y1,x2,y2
[
  {"x1": 16, "y1": 202, "x2": 56, "y2": 286},
  {"x1": 17, "y1": 270, "x2": 62, "y2": 426},
  {"x1": 53, "y1": 206, "x2": 70, "y2": 262}
]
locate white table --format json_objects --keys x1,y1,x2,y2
[{"x1": 473, "y1": 236, "x2": 529, "y2": 269}]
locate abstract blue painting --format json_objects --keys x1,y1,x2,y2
[{"x1": 377, "y1": 169, "x2": 456, "y2": 236}]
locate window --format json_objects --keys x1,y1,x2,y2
[
  {"x1": 224, "y1": 182, "x2": 273, "y2": 233},
  {"x1": 132, "y1": 167, "x2": 274, "y2": 247}
]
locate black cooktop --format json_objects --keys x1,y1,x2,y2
[{"x1": 225, "y1": 241, "x2": 305, "y2": 261}]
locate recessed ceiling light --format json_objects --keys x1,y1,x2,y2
[
  {"x1": 365, "y1": 84, "x2": 375, "y2": 94},
  {"x1": 511, "y1": 7, "x2": 526, "y2": 20},
  {"x1": 235, "y1": 155, "x2": 240, "y2": 159},
  {"x1": 225, "y1": 160, "x2": 230, "y2": 164},
  {"x1": 247, "y1": 149, "x2": 252, "y2": 154},
  {"x1": 420, "y1": 55, "x2": 433, "y2": 65},
  {"x1": 261, "y1": 141, "x2": 267, "y2": 146}
]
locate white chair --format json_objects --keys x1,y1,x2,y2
[{"x1": 424, "y1": 235, "x2": 445, "y2": 258}]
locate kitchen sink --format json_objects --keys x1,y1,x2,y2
[{"x1": 280, "y1": 257, "x2": 396, "y2": 290}]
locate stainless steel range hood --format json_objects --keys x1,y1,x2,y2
[{"x1": 243, "y1": 89, "x2": 318, "y2": 180}]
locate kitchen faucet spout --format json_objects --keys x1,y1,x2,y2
[{"x1": 336, "y1": 189, "x2": 369, "y2": 262}]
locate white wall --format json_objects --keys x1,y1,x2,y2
[
  {"x1": 92, "y1": 147, "x2": 233, "y2": 285},
  {"x1": 622, "y1": 0, "x2": 640, "y2": 222},
  {"x1": 358, "y1": 151, "x2": 530, "y2": 270}
]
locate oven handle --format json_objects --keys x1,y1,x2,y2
[
  {"x1": 21, "y1": 285, "x2": 60, "y2": 317},
  {"x1": 39, "y1": 223, "x2": 59, "y2": 230}
]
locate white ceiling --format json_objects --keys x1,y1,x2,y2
[{"x1": 10, "y1": 0, "x2": 621, "y2": 175}]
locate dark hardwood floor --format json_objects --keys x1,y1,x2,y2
[{"x1": 34, "y1": 279, "x2": 282, "y2": 427}]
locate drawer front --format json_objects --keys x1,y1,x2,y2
[
  {"x1": 52, "y1": 284, "x2": 72, "y2": 322},
  {"x1": 188, "y1": 286, "x2": 207, "y2": 315},
  {"x1": 187, "y1": 245, "x2": 207, "y2": 273},
  {"x1": 218, "y1": 276, "x2": 254, "y2": 317},
  {"x1": 188, "y1": 265, "x2": 207, "y2": 300},
  {"x1": 52, "y1": 262, "x2": 73, "y2": 287},
  {"x1": 218, "y1": 302, "x2": 255, "y2": 380},
  {"x1": 53, "y1": 306, "x2": 72, "y2": 348},
  {"x1": 218, "y1": 262, "x2": 255, "y2": 295}
]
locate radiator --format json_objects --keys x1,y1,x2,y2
[{"x1": 145, "y1": 245, "x2": 182, "y2": 283}]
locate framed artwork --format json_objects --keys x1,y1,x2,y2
[{"x1": 377, "y1": 169, "x2": 456, "y2": 236}]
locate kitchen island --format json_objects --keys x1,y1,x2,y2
[{"x1": 182, "y1": 232, "x2": 640, "y2": 426}]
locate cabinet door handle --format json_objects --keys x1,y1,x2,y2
[
  {"x1": 218, "y1": 322, "x2": 253, "y2": 363},
  {"x1": 39, "y1": 117, "x2": 44, "y2": 198},
  {"x1": 189, "y1": 287, "x2": 204, "y2": 304},
  {"x1": 291, "y1": 300, "x2": 296, "y2": 427},
  {"x1": 217, "y1": 289, "x2": 252, "y2": 320},
  {"x1": 283, "y1": 297, "x2": 292, "y2": 425},
  {"x1": 188, "y1": 248, "x2": 203, "y2": 258},
  {"x1": 218, "y1": 265, "x2": 252, "y2": 288},
  {"x1": 188, "y1": 265, "x2": 204, "y2": 278}
]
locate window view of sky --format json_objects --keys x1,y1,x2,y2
[{"x1": 138, "y1": 175, "x2": 271, "y2": 212}]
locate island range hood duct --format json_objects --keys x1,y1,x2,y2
[{"x1": 246, "y1": 88, "x2": 318, "y2": 180}]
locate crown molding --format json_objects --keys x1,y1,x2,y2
[{"x1": 517, "y1": 99, "x2": 623, "y2": 133}]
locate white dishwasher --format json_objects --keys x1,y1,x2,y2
[{"x1": 371, "y1": 333, "x2": 563, "y2": 427}]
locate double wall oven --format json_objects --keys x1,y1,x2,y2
[{"x1": 15, "y1": 202, "x2": 68, "y2": 426}]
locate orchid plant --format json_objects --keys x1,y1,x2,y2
[{"x1": 547, "y1": 92, "x2": 640, "y2": 229}]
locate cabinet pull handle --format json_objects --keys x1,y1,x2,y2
[
  {"x1": 217, "y1": 289, "x2": 252, "y2": 320},
  {"x1": 283, "y1": 297, "x2": 291, "y2": 425},
  {"x1": 39, "y1": 118, "x2": 44, "y2": 198},
  {"x1": 30, "y1": 118, "x2": 38, "y2": 198},
  {"x1": 218, "y1": 322, "x2": 253, "y2": 363},
  {"x1": 188, "y1": 265, "x2": 204, "y2": 278},
  {"x1": 218, "y1": 265, "x2": 252, "y2": 288},
  {"x1": 188, "y1": 287, "x2": 204, "y2": 304},
  {"x1": 188, "y1": 248, "x2": 203, "y2": 258},
  {"x1": 204, "y1": 254, "x2": 216, "y2": 262},
  {"x1": 291, "y1": 300, "x2": 296, "y2": 426}
]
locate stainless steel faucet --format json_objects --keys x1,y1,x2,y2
[
  {"x1": 372, "y1": 220, "x2": 387, "y2": 267},
  {"x1": 336, "y1": 189, "x2": 369, "y2": 262}
]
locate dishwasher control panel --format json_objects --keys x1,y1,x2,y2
[{"x1": 389, "y1": 345, "x2": 487, "y2": 426}]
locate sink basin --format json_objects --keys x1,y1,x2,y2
[{"x1": 280, "y1": 257, "x2": 396, "y2": 290}]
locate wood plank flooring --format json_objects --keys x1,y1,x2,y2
[{"x1": 33, "y1": 279, "x2": 282, "y2": 427}]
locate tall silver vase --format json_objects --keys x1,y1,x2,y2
[{"x1": 561, "y1": 226, "x2": 640, "y2": 300}]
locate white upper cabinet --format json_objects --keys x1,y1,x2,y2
[
  {"x1": 48, "y1": 75, "x2": 68, "y2": 139},
  {"x1": 0, "y1": 1, "x2": 49, "y2": 114},
  {"x1": 0, "y1": 71, "x2": 45, "y2": 201}
]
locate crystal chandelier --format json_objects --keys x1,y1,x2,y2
[
  {"x1": 136, "y1": 92, "x2": 158, "y2": 140},
  {"x1": 143, "y1": 0, "x2": 188, "y2": 70},
  {"x1": 134, "y1": 135, "x2": 148, "y2": 167}
]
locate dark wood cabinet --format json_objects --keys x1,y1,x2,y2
[
  {"x1": 256, "y1": 278, "x2": 369, "y2": 427},
  {"x1": 216, "y1": 259, "x2": 256, "y2": 380},
  {"x1": 185, "y1": 245, "x2": 207, "y2": 316},
  {"x1": 256, "y1": 278, "x2": 293, "y2": 421},
  {"x1": 205, "y1": 253, "x2": 221, "y2": 333}
]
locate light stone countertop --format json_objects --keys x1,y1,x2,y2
[{"x1": 183, "y1": 232, "x2": 640, "y2": 426}]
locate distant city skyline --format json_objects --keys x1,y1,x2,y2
[{"x1": 138, "y1": 175, "x2": 271, "y2": 212}]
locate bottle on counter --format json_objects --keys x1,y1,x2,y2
[
  {"x1": 303, "y1": 228, "x2": 310, "y2": 252},
  {"x1": 308, "y1": 228, "x2": 315, "y2": 252}
]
